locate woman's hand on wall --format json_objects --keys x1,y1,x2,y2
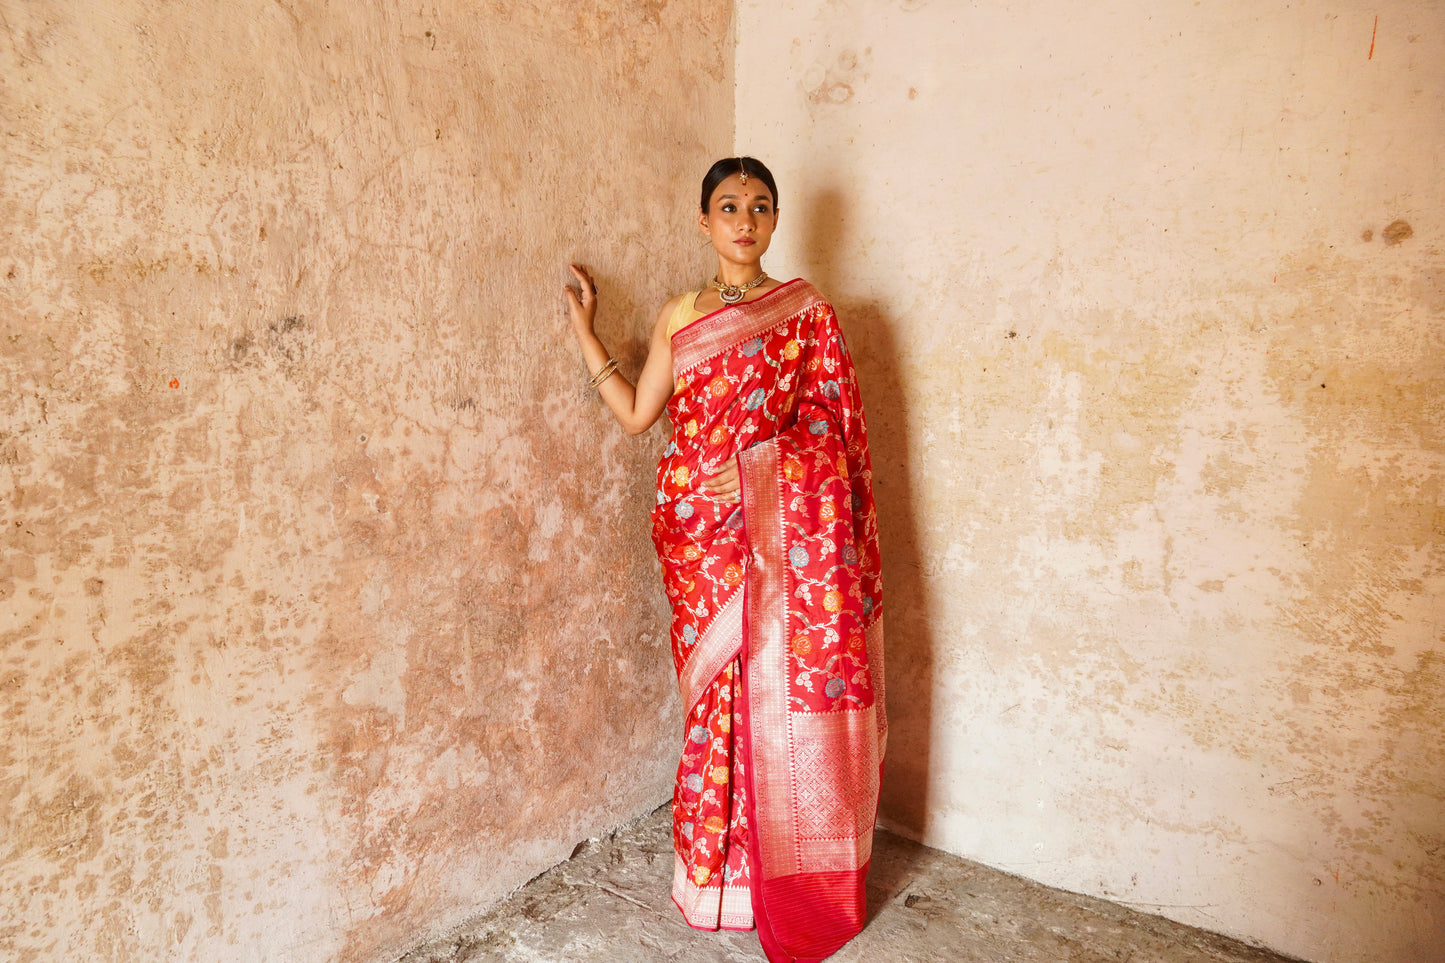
[{"x1": 564, "y1": 263, "x2": 598, "y2": 334}]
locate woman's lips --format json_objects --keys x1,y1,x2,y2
[{"x1": 734, "y1": 238, "x2": 755, "y2": 246}]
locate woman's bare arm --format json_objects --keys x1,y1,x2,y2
[{"x1": 564, "y1": 263, "x2": 675, "y2": 436}]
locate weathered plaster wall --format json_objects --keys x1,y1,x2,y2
[
  {"x1": 0, "y1": 3, "x2": 731, "y2": 961},
  {"x1": 737, "y1": 2, "x2": 1443, "y2": 962}
]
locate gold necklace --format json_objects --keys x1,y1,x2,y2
[{"x1": 711, "y1": 272, "x2": 768, "y2": 304}]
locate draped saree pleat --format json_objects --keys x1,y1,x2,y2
[{"x1": 652, "y1": 280, "x2": 886, "y2": 962}]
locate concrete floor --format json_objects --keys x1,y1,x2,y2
[{"x1": 398, "y1": 805, "x2": 1303, "y2": 963}]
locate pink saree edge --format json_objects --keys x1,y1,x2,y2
[
  {"x1": 737, "y1": 438, "x2": 872, "y2": 962},
  {"x1": 671, "y1": 279, "x2": 818, "y2": 376},
  {"x1": 675, "y1": 590, "x2": 745, "y2": 711}
]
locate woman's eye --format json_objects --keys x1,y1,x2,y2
[
  {"x1": 753, "y1": 205, "x2": 771, "y2": 214},
  {"x1": 721, "y1": 203, "x2": 737, "y2": 213}
]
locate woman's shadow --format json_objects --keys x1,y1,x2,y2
[{"x1": 796, "y1": 184, "x2": 938, "y2": 921}]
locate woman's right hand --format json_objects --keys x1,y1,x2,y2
[
  {"x1": 702, "y1": 456, "x2": 741, "y2": 503},
  {"x1": 564, "y1": 263, "x2": 598, "y2": 334}
]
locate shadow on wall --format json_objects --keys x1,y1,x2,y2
[{"x1": 796, "y1": 184, "x2": 938, "y2": 845}]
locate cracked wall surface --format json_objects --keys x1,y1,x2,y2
[
  {"x1": 737, "y1": 2, "x2": 1444, "y2": 962},
  {"x1": 0, "y1": 2, "x2": 732, "y2": 961}
]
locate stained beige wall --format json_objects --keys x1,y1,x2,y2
[
  {"x1": 737, "y1": 2, "x2": 1444, "y2": 962},
  {"x1": 0, "y1": 2, "x2": 731, "y2": 961}
]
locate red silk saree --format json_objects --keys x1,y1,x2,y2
[{"x1": 652, "y1": 280, "x2": 886, "y2": 962}]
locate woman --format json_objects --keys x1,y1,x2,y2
[{"x1": 563, "y1": 157, "x2": 885, "y2": 963}]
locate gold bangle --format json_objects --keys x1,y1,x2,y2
[
  {"x1": 591, "y1": 362, "x2": 618, "y2": 389},
  {"x1": 588, "y1": 358, "x2": 617, "y2": 387},
  {"x1": 587, "y1": 358, "x2": 619, "y2": 389}
]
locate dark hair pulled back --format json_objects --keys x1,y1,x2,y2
[{"x1": 700, "y1": 156, "x2": 779, "y2": 214}]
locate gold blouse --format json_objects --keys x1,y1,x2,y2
[{"x1": 666, "y1": 291, "x2": 708, "y2": 340}]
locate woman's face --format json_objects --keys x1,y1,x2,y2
[{"x1": 699, "y1": 173, "x2": 777, "y2": 271}]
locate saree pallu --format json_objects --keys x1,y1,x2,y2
[{"x1": 651, "y1": 280, "x2": 886, "y2": 963}]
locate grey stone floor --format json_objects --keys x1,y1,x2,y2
[{"x1": 398, "y1": 805, "x2": 1303, "y2": 963}]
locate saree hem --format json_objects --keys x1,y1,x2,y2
[{"x1": 671, "y1": 854, "x2": 756, "y2": 931}]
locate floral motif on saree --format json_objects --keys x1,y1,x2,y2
[{"x1": 652, "y1": 280, "x2": 885, "y2": 961}]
